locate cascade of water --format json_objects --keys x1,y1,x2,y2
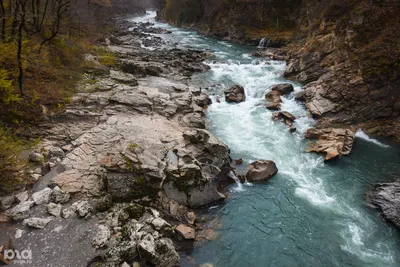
[
  {"x1": 258, "y1": 37, "x2": 266, "y2": 48},
  {"x1": 228, "y1": 171, "x2": 244, "y2": 191}
]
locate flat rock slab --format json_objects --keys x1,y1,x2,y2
[{"x1": 305, "y1": 128, "x2": 355, "y2": 161}]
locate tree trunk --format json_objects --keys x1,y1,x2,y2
[
  {"x1": 0, "y1": 0, "x2": 6, "y2": 40},
  {"x1": 17, "y1": 0, "x2": 26, "y2": 95}
]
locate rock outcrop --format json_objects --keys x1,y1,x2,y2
[
  {"x1": 305, "y1": 128, "x2": 355, "y2": 161},
  {"x1": 370, "y1": 182, "x2": 400, "y2": 228}
]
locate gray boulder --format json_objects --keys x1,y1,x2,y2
[
  {"x1": 23, "y1": 217, "x2": 52, "y2": 229},
  {"x1": 32, "y1": 188, "x2": 53, "y2": 205},
  {"x1": 49, "y1": 147, "x2": 65, "y2": 159},
  {"x1": 47, "y1": 203, "x2": 62, "y2": 217},
  {"x1": 8, "y1": 201, "x2": 35, "y2": 221},
  {"x1": 51, "y1": 186, "x2": 70, "y2": 204}
]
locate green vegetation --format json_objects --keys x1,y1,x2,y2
[
  {"x1": 0, "y1": 0, "x2": 126, "y2": 195},
  {"x1": 0, "y1": 127, "x2": 27, "y2": 195}
]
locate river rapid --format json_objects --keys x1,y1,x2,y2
[{"x1": 132, "y1": 12, "x2": 400, "y2": 267}]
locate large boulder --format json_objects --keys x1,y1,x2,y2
[
  {"x1": 246, "y1": 160, "x2": 278, "y2": 182},
  {"x1": 224, "y1": 85, "x2": 246, "y2": 103},
  {"x1": 305, "y1": 128, "x2": 355, "y2": 161}
]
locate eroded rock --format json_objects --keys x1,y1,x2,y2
[{"x1": 305, "y1": 128, "x2": 355, "y2": 161}]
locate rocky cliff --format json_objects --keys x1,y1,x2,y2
[{"x1": 160, "y1": 0, "x2": 400, "y2": 141}]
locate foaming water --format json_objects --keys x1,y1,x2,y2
[
  {"x1": 131, "y1": 12, "x2": 400, "y2": 267},
  {"x1": 356, "y1": 130, "x2": 389, "y2": 148}
]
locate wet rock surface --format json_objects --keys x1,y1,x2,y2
[
  {"x1": 246, "y1": 160, "x2": 278, "y2": 182},
  {"x1": 305, "y1": 128, "x2": 355, "y2": 161},
  {"x1": 224, "y1": 85, "x2": 246, "y2": 103}
]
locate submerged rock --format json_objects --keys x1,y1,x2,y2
[
  {"x1": 305, "y1": 128, "x2": 354, "y2": 161},
  {"x1": 246, "y1": 160, "x2": 278, "y2": 182},
  {"x1": 224, "y1": 85, "x2": 246, "y2": 103}
]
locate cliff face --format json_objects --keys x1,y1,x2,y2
[
  {"x1": 285, "y1": 0, "x2": 400, "y2": 140},
  {"x1": 160, "y1": 0, "x2": 400, "y2": 140}
]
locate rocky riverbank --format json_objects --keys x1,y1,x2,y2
[{"x1": 0, "y1": 17, "x2": 238, "y2": 267}]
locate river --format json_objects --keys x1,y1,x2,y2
[{"x1": 132, "y1": 12, "x2": 400, "y2": 267}]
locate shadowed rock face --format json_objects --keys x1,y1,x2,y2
[
  {"x1": 285, "y1": 0, "x2": 400, "y2": 138},
  {"x1": 371, "y1": 182, "x2": 400, "y2": 228}
]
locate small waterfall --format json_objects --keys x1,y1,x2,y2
[
  {"x1": 228, "y1": 171, "x2": 243, "y2": 191},
  {"x1": 258, "y1": 37, "x2": 267, "y2": 48}
]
